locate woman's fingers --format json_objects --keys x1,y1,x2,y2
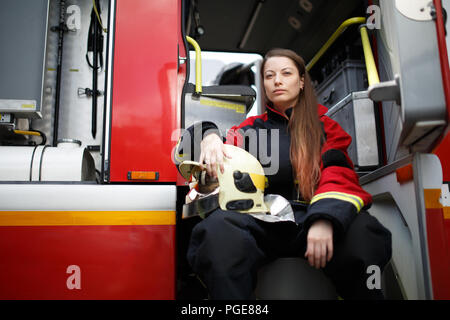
[
  {"x1": 314, "y1": 242, "x2": 322, "y2": 269},
  {"x1": 305, "y1": 241, "x2": 314, "y2": 267},
  {"x1": 222, "y1": 145, "x2": 233, "y2": 159},
  {"x1": 199, "y1": 134, "x2": 222, "y2": 178},
  {"x1": 209, "y1": 154, "x2": 217, "y2": 178},
  {"x1": 327, "y1": 239, "x2": 333, "y2": 262},
  {"x1": 305, "y1": 219, "x2": 334, "y2": 269},
  {"x1": 305, "y1": 241, "x2": 328, "y2": 269},
  {"x1": 320, "y1": 242, "x2": 327, "y2": 268}
]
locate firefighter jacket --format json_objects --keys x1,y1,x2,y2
[{"x1": 175, "y1": 104, "x2": 372, "y2": 238}]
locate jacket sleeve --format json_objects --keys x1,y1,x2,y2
[
  {"x1": 174, "y1": 115, "x2": 261, "y2": 166},
  {"x1": 303, "y1": 114, "x2": 373, "y2": 238}
]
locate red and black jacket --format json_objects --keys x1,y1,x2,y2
[{"x1": 176, "y1": 104, "x2": 372, "y2": 237}]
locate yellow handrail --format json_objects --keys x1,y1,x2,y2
[
  {"x1": 306, "y1": 17, "x2": 366, "y2": 72},
  {"x1": 359, "y1": 26, "x2": 380, "y2": 86},
  {"x1": 186, "y1": 36, "x2": 202, "y2": 95},
  {"x1": 14, "y1": 130, "x2": 42, "y2": 137}
]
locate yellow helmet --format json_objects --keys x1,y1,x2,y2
[
  {"x1": 179, "y1": 145, "x2": 268, "y2": 214},
  {"x1": 217, "y1": 144, "x2": 268, "y2": 213}
]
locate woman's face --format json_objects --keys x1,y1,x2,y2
[{"x1": 263, "y1": 56, "x2": 304, "y2": 112}]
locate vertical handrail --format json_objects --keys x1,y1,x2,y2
[
  {"x1": 306, "y1": 16, "x2": 381, "y2": 88},
  {"x1": 186, "y1": 36, "x2": 202, "y2": 95},
  {"x1": 360, "y1": 26, "x2": 380, "y2": 86},
  {"x1": 306, "y1": 17, "x2": 366, "y2": 72}
]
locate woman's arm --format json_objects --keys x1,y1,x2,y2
[{"x1": 304, "y1": 114, "x2": 373, "y2": 238}]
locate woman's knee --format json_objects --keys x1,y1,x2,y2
[
  {"x1": 191, "y1": 210, "x2": 252, "y2": 241},
  {"x1": 338, "y1": 212, "x2": 392, "y2": 268},
  {"x1": 187, "y1": 209, "x2": 259, "y2": 271}
]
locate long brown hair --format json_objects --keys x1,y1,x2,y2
[{"x1": 261, "y1": 48, "x2": 323, "y2": 201}]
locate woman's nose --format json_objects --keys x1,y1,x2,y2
[{"x1": 274, "y1": 74, "x2": 282, "y2": 85}]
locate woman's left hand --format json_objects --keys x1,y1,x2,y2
[{"x1": 305, "y1": 219, "x2": 334, "y2": 269}]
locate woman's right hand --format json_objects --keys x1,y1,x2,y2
[{"x1": 199, "y1": 133, "x2": 232, "y2": 179}]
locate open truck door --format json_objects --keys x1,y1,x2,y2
[{"x1": 0, "y1": 0, "x2": 449, "y2": 300}]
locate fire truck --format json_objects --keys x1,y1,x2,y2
[{"x1": 0, "y1": 0, "x2": 449, "y2": 300}]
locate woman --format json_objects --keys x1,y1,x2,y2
[{"x1": 183, "y1": 48, "x2": 392, "y2": 299}]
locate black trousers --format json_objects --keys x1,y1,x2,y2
[{"x1": 187, "y1": 208, "x2": 392, "y2": 300}]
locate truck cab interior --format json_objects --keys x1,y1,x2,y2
[
  {"x1": 178, "y1": 0, "x2": 379, "y2": 300},
  {"x1": 178, "y1": 0, "x2": 450, "y2": 300}
]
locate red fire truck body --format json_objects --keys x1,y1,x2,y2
[{"x1": 0, "y1": 0, "x2": 449, "y2": 300}]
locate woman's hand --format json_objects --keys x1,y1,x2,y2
[
  {"x1": 199, "y1": 133, "x2": 231, "y2": 179},
  {"x1": 305, "y1": 219, "x2": 334, "y2": 269}
]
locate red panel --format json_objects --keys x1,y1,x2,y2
[
  {"x1": 110, "y1": 0, "x2": 183, "y2": 182},
  {"x1": 426, "y1": 209, "x2": 450, "y2": 299},
  {"x1": 0, "y1": 226, "x2": 175, "y2": 299},
  {"x1": 433, "y1": 131, "x2": 450, "y2": 181},
  {"x1": 433, "y1": 0, "x2": 450, "y2": 123}
]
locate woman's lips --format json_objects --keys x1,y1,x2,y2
[{"x1": 273, "y1": 89, "x2": 286, "y2": 94}]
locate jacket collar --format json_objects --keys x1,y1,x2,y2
[
  {"x1": 266, "y1": 104, "x2": 291, "y2": 122},
  {"x1": 266, "y1": 103, "x2": 328, "y2": 122}
]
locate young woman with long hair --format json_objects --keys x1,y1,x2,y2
[{"x1": 182, "y1": 48, "x2": 392, "y2": 299}]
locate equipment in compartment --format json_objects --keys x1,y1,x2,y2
[
  {"x1": 315, "y1": 60, "x2": 367, "y2": 109},
  {"x1": 326, "y1": 91, "x2": 380, "y2": 171},
  {"x1": 50, "y1": 0, "x2": 69, "y2": 146},
  {"x1": 85, "y1": 0, "x2": 105, "y2": 139}
]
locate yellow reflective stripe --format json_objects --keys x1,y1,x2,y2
[
  {"x1": 311, "y1": 192, "x2": 364, "y2": 212},
  {"x1": 0, "y1": 211, "x2": 176, "y2": 226},
  {"x1": 423, "y1": 189, "x2": 442, "y2": 209},
  {"x1": 200, "y1": 98, "x2": 245, "y2": 114},
  {"x1": 249, "y1": 173, "x2": 265, "y2": 191},
  {"x1": 444, "y1": 207, "x2": 450, "y2": 220}
]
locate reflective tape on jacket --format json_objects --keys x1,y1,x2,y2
[{"x1": 310, "y1": 191, "x2": 364, "y2": 212}]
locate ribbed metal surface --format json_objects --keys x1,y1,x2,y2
[{"x1": 32, "y1": 0, "x2": 109, "y2": 171}]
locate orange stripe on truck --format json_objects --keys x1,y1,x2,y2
[
  {"x1": 424, "y1": 189, "x2": 443, "y2": 209},
  {"x1": 0, "y1": 210, "x2": 176, "y2": 226},
  {"x1": 424, "y1": 189, "x2": 450, "y2": 219}
]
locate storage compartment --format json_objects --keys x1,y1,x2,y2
[
  {"x1": 326, "y1": 91, "x2": 380, "y2": 171},
  {"x1": 315, "y1": 60, "x2": 367, "y2": 109}
]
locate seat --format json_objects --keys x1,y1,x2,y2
[{"x1": 255, "y1": 257, "x2": 338, "y2": 300}]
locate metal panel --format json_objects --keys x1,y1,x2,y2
[
  {"x1": 0, "y1": 0, "x2": 49, "y2": 119},
  {"x1": 32, "y1": 0, "x2": 109, "y2": 172},
  {"x1": 0, "y1": 225, "x2": 175, "y2": 299},
  {"x1": 0, "y1": 184, "x2": 176, "y2": 210},
  {"x1": 0, "y1": 184, "x2": 176, "y2": 299},
  {"x1": 108, "y1": 0, "x2": 181, "y2": 182},
  {"x1": 377, "y1": 0, "x2": 447, "y2": 151},
  {"x1": 361, "y1": 154, "x2": 440, "y2": 299},
  {"x1": 326, "y1": 91, "x2": 380, "y2": 169},
  {"x1": 184, "y1": 94, "x2": 249, "y2": 136}
]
